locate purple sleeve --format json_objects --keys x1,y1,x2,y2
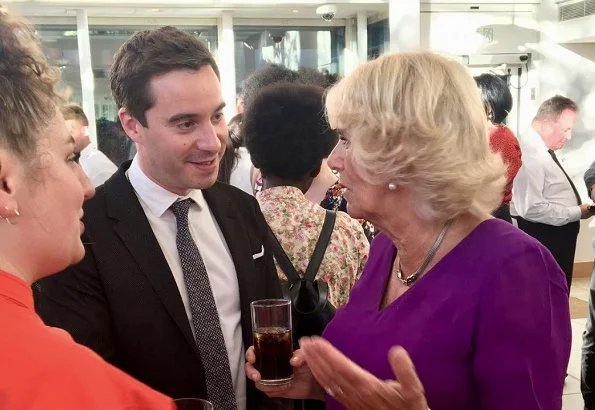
[{"x1": 472, "y1": 241, "x2": 571, "y2": 409}]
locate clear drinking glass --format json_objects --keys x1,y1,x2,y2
[
  {"x1": 174, "y1": 398, "x2": 213, "y2": 410},
  {"x1": 250, "y1": 299, "x2": 293, "y2": 385}
]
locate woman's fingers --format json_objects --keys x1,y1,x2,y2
[
  {"x1": 388, "y1": 346, "x2": 425, "y2": 402},
  {"x1": 300, "y1": 339, "x2": 427, "y2": 410},
  {"x1": 300, "y1": 337, "x2": 372, "y2": 409}
]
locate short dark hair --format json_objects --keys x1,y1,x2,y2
[
  {"x1": 61, "y1": 103, "x2": 89, "y2": 126},
  {"x1": 474, "y1": 74, "x2": 512, "y2": 124},
  {"x1": 242, "y1": 64, "x2": 340, "y2": 111},
  {"x1": 534, "y1": 95, "x2": 578, "y2": 122},
  {"x1": 110, "y1": 26, "x2": 219, "y2": 127},
  {"x1": 227, "y1": 113, "x2": 244, "y2": 148},
  {"x1": 240, "y1": 64, "x2": 299, "y2": 110},
  {"x1": 297, "y1": 67, "x2": 332, "y2": 89},
  {"x1": 243, "y1": 83, "x2": 337, "y2": 181},
  {"x1": 217, "y1": 138, "x2": 238, "y2": 185}
]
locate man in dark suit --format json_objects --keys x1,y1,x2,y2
[{"x1": 34, "y1": 26, "x2": 284, "y2": 410}]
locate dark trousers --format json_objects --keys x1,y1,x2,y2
[
  {"x1": 492, "y1": 203, "x2": 512, "y2": 223},
  {"x1": 583, "y1": 264, "x2": 595, "y2": 409},
  {"x1": 516, "y1": 217, "x2": 580, "y2": 291}
]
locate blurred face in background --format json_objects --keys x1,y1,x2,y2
[
  {"x1": 65, "y1": 118, "x2": 90, "y2": 153},
  {"x1": 540, "y1": 109, "x2": 577, "y2": 151}
]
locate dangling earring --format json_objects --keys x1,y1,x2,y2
[{"x1": 388, "y1": 182, "x2": 397, "y2": 191}]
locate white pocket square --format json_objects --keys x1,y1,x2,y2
[{"x1": 252, "y1": 245, "x2": 265, "y2": 260}]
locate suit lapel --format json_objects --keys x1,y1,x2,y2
[
  {"x1": 105, "y1": 163, "x2": 196, "y2": 351},
  {"x1": 203, "y1": 184, "x2": 258, "y2": 347}
]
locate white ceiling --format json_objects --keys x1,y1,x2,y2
[
  {"x1": 4, "y1": 0, "x2": 541, "y2": 19},
  {"x1": 5, "y1": 1, "x2": 387, "y2": 19}
]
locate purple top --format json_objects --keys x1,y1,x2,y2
[{"x1": 322, "y1": 219, "x2": 570, "y2": 410}]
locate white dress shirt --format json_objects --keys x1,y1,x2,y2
[
  {"x1": 127, "y1": 157, "x2": 246, "y2": 410},
  {"x1": 80, "y1": 145, "x2": 118, "y2": 187},
  {"x1": 229, "y1": 147, "x2": 254, "y2": 195},
  {"x1": 511, "y1": 127, "x2": 581, "y2": 226}
]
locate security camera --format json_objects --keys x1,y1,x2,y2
[
  {"x1": 269, "y1": 30, "x2": 286, "y2": 44},
  {"x1": 519, "y1": 54, "x2": 529, "y2": 62},
  {"x1": 316, "y1": 4, "x2": 337, "y2": 22}
]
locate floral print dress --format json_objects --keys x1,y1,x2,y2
[
  {"x1": 255, "y1": 175, "x2": 376, "y2": 242},
  {"x1": 257, "y1": 186, "x2": 369, "y2": 308}
]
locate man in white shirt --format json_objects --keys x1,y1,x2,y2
[
  {"x1": 35, "y1": 27, "x2": 284, "y2": 410},
  {"x1": 61, "y1": 104, "x2": 117, "y2": 187},
  {"x1": 512, "y1": 95, "x2": 594, "y2": 291}
]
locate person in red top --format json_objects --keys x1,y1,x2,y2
[
  {"x1": 475, "y1": 74, "x2": 522, "y2": 223},
  {"x1": 0, "y1": 8, "x2": 174, "y2": 410}
]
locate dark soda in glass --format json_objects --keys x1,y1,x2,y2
[{"x1": 253, "y1": 326, "x2": 293, "y2": 384}]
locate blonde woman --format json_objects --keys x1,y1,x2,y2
[{"x1": 246, "y1": 52, "x2": 571, "y2": 409}]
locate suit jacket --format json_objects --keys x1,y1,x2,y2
[{"x1": 34, "y1": 161, "x2": 285, "y2": 409}]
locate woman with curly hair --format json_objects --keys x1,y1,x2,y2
[
  {"x1": 0, "y1": 8, "x2": 173, "y2": 409},
  {"x1": 243, "y1": 82, "x2": 369, "y2": 309}
]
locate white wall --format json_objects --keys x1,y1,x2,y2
[{"x1": 420, "y1": 8, "x2": 595, "y2": 263}]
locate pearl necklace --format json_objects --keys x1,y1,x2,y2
[{"x1": 395, "y1": 219, "x2": 455, "y2": 286}]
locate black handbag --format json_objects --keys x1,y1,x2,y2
[{"x1": 267, "y1": 210, "x2": 337, "y2": 344}]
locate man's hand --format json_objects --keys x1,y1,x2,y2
[{"x1": 580, "y1": 204, "x2": 595, "y2": 219}]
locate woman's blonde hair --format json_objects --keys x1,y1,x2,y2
[
  {"x1": 0, "y1": 7, "x2": 59, "y2": 160},
  {"x1": 325, "y1": 51, "x2": 506, "y2": 220}
]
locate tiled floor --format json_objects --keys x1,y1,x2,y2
[{"x1": 565, "y1": 276, "x2": 590, "y2": 409}]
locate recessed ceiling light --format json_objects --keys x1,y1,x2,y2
[
  {"x1": 150, "y1": 8, "x2": 162, "y2": 12},
  {"x1": 292, "y1": 9, "x2": 299, "y2": 13}
]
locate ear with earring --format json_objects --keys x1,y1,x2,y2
[
  {"x1": 388, "y1": 182, "x2": 397, "y2": 191},
  {"x1": 0, "y1": 205, "x2": 20, "y2": 225}
]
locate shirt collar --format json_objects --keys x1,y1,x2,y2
[
  {"x1": 79, "y1": 144, "x2": 92, "y2": 160},
  {"x1": 128, "y1": 155, "x2": 206, "y2": 217},
  {"x1": 0, "y1": 269, "x2": 33, "y2": 310},
  {"x1": 526, "y1": 126, "x2": 549, "y2": 152}
]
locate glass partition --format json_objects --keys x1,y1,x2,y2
[
  {"x1": 234, "y1": 25, "x2": 345, "y2": 93},
  {"x1": 37, "y1": 24, "x2": 81, "y2": 103},
  {"x1": 367, "y1": 19, "x2": 388, "y2": 60},
  {"x1": 90, "y1": 25, "x2": 218, "y2": 122}
]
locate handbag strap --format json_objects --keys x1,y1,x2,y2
[
  {"x1": 304, "y1": 210, "x2": 336, "y2": 281},
  {"x1": 267, "y1": 210, "x2": 337, "y2": 284}
]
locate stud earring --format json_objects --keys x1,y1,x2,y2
[
  {"x1": 388, "y1": 182, "x2": 397, "y2": 191},
  {"x1": 2, "y1": 205, "x2": 19, "y2": 224}
]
